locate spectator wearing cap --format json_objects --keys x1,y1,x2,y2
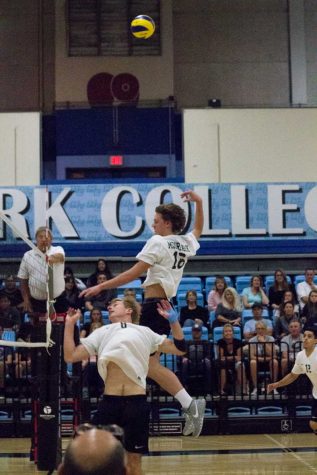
[
  {"x1": 179, "y1": 323, "x2": 212, "y2": 393},
  {"x1": 241, "y1": 275, "x2": 269, "y2": 309},
  {"x1": 243, "y1": 303, "x2": 273, "y2": 341}
]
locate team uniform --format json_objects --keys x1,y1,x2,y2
[
  {"x1": 136, "y1": 232, "x2": 200, "y2": 334},
  {"x1": 292, "y1": 347, "x2": 317, "y2": 419},
  {"x1": 80, "y1": 322, "x2": 166, "y2": 453}
]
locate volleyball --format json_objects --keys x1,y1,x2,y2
[{"x1": 131, "y1": 15, "x2": 155, "y2": 39}]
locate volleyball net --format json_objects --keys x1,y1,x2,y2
[{"x1": 0, "y1": 210, "x2": 55, "y2": 349}]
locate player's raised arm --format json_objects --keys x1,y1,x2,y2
[
  {"x1": 80, "y1": 260, "x2": 151, "y2": 299},
  {"x1": 181, "y1": 190, "x2": 203, "y2": 239}
]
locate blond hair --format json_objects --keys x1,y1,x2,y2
[{"x1": 110, "y1": 297, "x2": 141, "y2": 324}]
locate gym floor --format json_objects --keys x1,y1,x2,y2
[{"x1": 1, "y1": 433, "x2": 317, "y2": 474}]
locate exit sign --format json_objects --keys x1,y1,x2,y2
[{"x1": 109, "y1": 155, "x2": 123, "y2": 166}]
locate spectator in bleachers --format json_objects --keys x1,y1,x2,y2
[
  {"x1": 280, "y1": 320, "x2": 303, "y2": 376},
  {"x1": 296, "y1": 268, "x2": 317, "y2": 311},
  {"x1": 180, "y1": 323, "x2": 212, "y2": 393},
  {"x1": 60, "y1": 276, "x2": 84, "y2": 311},
  {"x1": 85, "y1": 273, "x2": 117, "y2": 312},
  {"x1": 301, "y1": 290, "x2": 317, "y2": 329},
  {"x1": 249, "y1": 321, "x2": 278, "y2": 397},
  {"x1": 0, "y1": 274, "x2": 24, "y2": 314},
  {"x1": 268, "y1": 269, "x2": 294, "y2": 316},
  {"x1": 207, "y1": 276, "x2": 227, "y2": 312},
  {"x1": 14, "y1": 322, "x2": 32, "y2": 378},
  {"x1": 0, "y1": 343, "x2": 13, "y2": 394},
  {"x1": 274, "y1": 301, "x2": 299, "y2": 340},
  {"x1": 64, "y1": 266, "x2": 86, "y2": 292},
  {"x1": 217, "y1": 324, "x2": 247, "y2": 395},
  {"x1": 276, "y1": 290, "x2": 299, "y2": 319},
  {"x1": 123, "y1": 288, "x2": 137, "y2": 299},
  {"x1": 243, "y1": 303, "x2": 273, "y2": 341},
  {"x1": 179, "y1": 290, "x2": 209, "y2": 327},
  {"x1": 0, "y1": 294, "x2": 21, "y2": 331},
  {"x1": 213, "y1": 287, "x2": 242, "y2": 329},
  {"x1": 80, "y1": 308, "x2": 104, "y2": 338},
  {"x1": 86, "y1": 258, "x2": 113, "y2": 288},
  {"x1": 241, "y1": 275, "x2": 269, "y2": 309}
]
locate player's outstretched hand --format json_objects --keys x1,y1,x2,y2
[
  {"x1": 267, "y1": 382, "x2": 278, "y2": 393},
  {"x1": 157, "y1": 300, "x2": 178, "y2": 324},
  {"x1": 65, "y1": 307, "x2": 82, "y2": 324},
  {"x1": 181, "y1": 190, "x2": 202, "y2": 203},
  {"x1": 79, "y1": 285, "x2": 101, "y2": 299}
]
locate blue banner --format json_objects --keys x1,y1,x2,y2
[{"x1": 0, "y1": 183, "x2": 316, "y2": 257}]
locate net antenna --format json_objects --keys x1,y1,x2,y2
[{"x1": 0, "y1": 210, "x2": 54, "y2": 349}]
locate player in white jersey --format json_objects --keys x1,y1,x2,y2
[
  {"x1": 80, "y1": 190, "x2": 205, "y2": 437},
  {"x1": 64, "y1": 297, "x2": 187, "y2": 475},
  {"x1": 268, "y1": 327, "x2": 317, "y2": 433}
]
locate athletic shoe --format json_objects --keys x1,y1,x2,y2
[
  {"x1": 182, "y1": 398, "x2": 206, "y2": 438},
  {"x1": 251, "y1": 388, "x2": 257, "y2": 398},
  {"x1": 273, "y1": 389, "x2": 279, "y2": 396}
]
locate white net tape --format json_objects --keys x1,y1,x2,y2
[{"x1": 0, "y1": 210, "x2": 55, "y2": 350}]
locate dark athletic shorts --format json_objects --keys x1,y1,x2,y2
[
  {"x1": 91, "y1": 395, "x2": 149, "y2": 454},
  {"x1": 140, "y1": 298, "x2": 171, "y2": 336},
  {"x1": 311, "y1": 397, "x2": 317, "y2": 420}
]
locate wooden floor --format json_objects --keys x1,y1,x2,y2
[{"x1": 1, "y1": 433, "x2": 317, "y2": 474}]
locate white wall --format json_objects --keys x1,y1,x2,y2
[
  {"x1": 0, "y1": 113, "x2": 41, "y2": 186},
  {"x1": 55, "y1": 0, "x2": 174, "y2": 103},
  {"x1": 184, "y1": 108, "x2": 317, "y2": 183}
]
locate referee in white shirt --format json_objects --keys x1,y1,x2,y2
[{"x1": 18, "y1": 226, "x2": 66, "y2": 316}]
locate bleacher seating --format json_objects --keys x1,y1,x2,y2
[
  {"x1": 182, "y1": 326, "x2": 209, "y2": 341},
  {"x1": 117, "y1": 279, "x2": 143, "y2": 297},
  {"x1": 176, "y1": 291, "x2": 204, "y2": 308},
  {"x1": 235, "y1": 276, "x2": 252, "y2": 294},
  {"x1": 205, "y1": 276, "x2": 233, "y2": 295},
  {"x1": 294, "y1": 274, "x2": 317, "y2": 286},
  {"x1": 177, "y1": 277, "x2": 203, "y2": 293},
  {"x1": 264, "y1": 275, "x2": 292, "y2": 289},
  {"x1": 83, "y1": 310, "x2": 109, "y2": 324},
  {"x1": 242, "y1": 308, "x2": 269, "y2": 322}
]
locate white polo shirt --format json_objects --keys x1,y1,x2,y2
[
  {"x1": 18, "y1": 245, "x2": 65, "y2": 300},
  {"x1": 136, "y1": 232, "x2": 199, "y2": 299},
  {"x1": 292, "y1": 347, "x2": 317, "y2": 399},
  {"x1": 80, "y1": 322, "x2": 166, "y2": 389}
]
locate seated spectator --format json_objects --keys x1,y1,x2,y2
[
  {"x1": 14, "y1": 322, "x2": 32, "y2": 378},
  {"x1": 274, "y1": 301, "x2": 299, "y2": 340},
  {"x1": 60, "y1": 276, "x2": 84, "y2": 310},
  {"x1": 64, "y1": 266, "x2": 86, "y2": 292},
  {"x1": 123, "y1": 288, "x2": 137, "y2": 299},
  {"x1": 80, "y1": 308, "x2": 104, "y2": 397},
  {"x1": 243, "y1": 303, "x2": 273, "y2": 341},
  {"x1": 0, "y1": 294, "x2": 21, "y2": 331},
  {"x1": 207, "y1": 276, "x2": 227, "y2": 312},
  {"x1": 85, "y1": 273, "x2": 117, "y2": 311},
  {"x1": 275, "y1": 290, "x2": 299, "y2": 319},
  {"x1": 268, "y1": 269, "x2": 294, "y2": 316},
  {"x1": 0, "y1": 275, "x2": 23, "y2": 313},
  {"x1": 80, "y1": 308, "x2": 104, "y2": 338},
  {"x1": 217, "y1": 324, "x2": 247, "y2": 395},
  {"x1": 214, "y1": 287, "x2": 242, "y2": 329},
  {"x1": 296, "y1": 268, "x2": 317, "y2": 311},
  {"x1": 86, "y1": 258, "x2": 113, "y2": 287},
  {"x1": 0, "y1": 343, "x2": 13, "y2": 393},
  {"x1": 301, "y1": 289, "x2": 317, "y2": 328},
  {"x1": 179, "y1": 323, "x2": 212, "y2": 393},
  {"x1": 57, "y1": 425, "x2": 127, "y2": 475},
  {"x1": 280, "y1": 320, "x2": 303, "y2": 376},
  {"x1": 242, "y1": 275, "x2": 269, "y2": 309},
  {"x1": 249, "y1": 321, "x2": 278, "y2": 397},
  {"x1": 179, "y1": 290, "x2": 209, "y2": 327}
]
